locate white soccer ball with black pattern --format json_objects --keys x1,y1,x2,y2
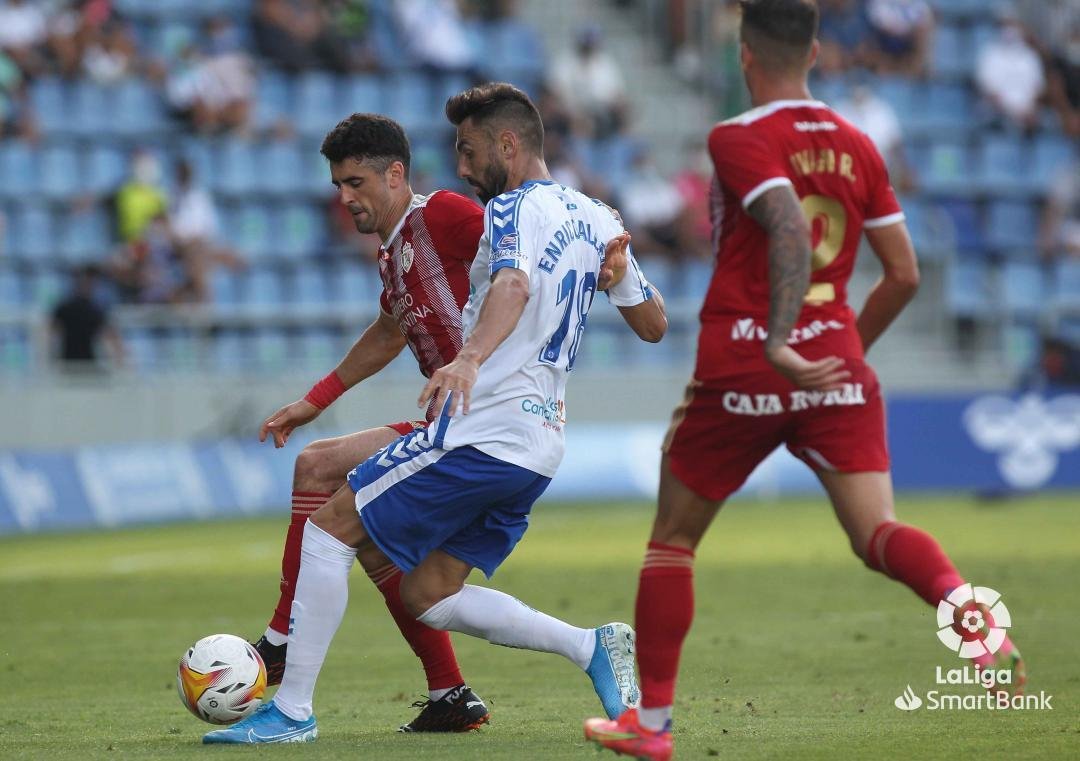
[{"x1": 176, "y1": 634, "x2": 267, "y2": 724}]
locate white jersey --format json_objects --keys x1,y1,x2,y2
[{"x1": 432, "y1": 179, "x2": 652, "y2": 477}]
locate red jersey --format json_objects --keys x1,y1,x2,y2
[
  {"x1": 704, "y1": 99, "x2": 904, "y2": 363},
  {"x1": 378, "y1": 190, "x2": 483, "y2": 378}
]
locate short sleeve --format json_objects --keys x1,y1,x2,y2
[
  {"x1": 861, "y1": 138, "x2": 905, "y2": 229},
  {"x1": 709, "y1": 123, "x2": 793, "y2": 210},
  {"x1": 485, "y1": 190, "x2": 533, "y2": 279},
  {"x1": 425, "y1": 191, "x2": 484, "y2": 261},
  {"x1": 607, "y1": 245, "x2": 653, "y2": 307}
]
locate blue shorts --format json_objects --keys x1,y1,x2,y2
[{"x1": 346, "y1": 429, "x2": 551, "y2": 578}]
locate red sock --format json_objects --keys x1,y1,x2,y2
[
  {"x1": 636, "y1": 541, "x2": 695, "y2": 709},
  {"x1": 368, "y1": 565, "x2": 464, "y2": 692},
  {"x1": 269, "y1": 491, "x2": 331, "y2": 636},
  {"x1": 865, "y1": 521, "x2": 965, "y2": 606}
]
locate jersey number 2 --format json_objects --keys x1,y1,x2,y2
[
  {"x1": 800, "y1": 194, "x2": 847, "y2": 303},
  {"x1": 540, "y1": 268, "x2": 597, "y2": 370}
]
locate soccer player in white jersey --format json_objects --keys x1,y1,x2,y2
[{"x1": 204, "y1": 82, "x2": 668, "y2": 745}]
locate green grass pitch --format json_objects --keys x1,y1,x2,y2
[{"x1": 2, "y1": 494, "x2": 1078, "y2": 760}]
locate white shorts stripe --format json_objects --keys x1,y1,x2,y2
[{"x1": 354, "y1": 448, "x2": 446, "y2": 513}]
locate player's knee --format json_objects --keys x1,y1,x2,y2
[
  {"x1": 293, "y1": 439, "x2": 339, "y2": 492},
  {"x1": 400, "y1": 574, "x2": 460, "y2": 620}
]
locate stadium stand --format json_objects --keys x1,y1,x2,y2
[{"x1": 0, "y1": 0, "x2": 1075, "y2": 387}]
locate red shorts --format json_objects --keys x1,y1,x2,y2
[
  {"x1": 385, "y1": 420, "x2": 428, "y2": 436},
  {"x1": 663, "y1": 356, "x2": 889, "y2": 502}
]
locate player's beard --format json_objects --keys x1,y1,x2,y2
[
  {"x1": 352, "y1": 209, "x2": 378, "y2": 234},
  {"x1": 471, "y1": 156, "x2": 509, "y2": 205}
]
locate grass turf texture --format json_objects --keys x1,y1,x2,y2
[{"x1": 1, "y1": 495, "x2": 1078, "y2": 760}]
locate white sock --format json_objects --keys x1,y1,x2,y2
[
  {"x1": 263, "y1": 627, "x2": 288, "y2": 647},
  {"x1": 418, "y1": 585, "x2": 595, "y2": 670},
  {"x1": 638, "y1": 706, "x2": 672, "y2": 732},
  {"x1": 429, "y1": 687, "x2": 453, "y2": 701},
  {"x1": 272, "y1": 521, "x2": 356, "y2": 721}
]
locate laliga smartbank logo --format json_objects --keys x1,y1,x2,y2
[{"x1": 892, "y1": 585, "x2": 1053, "y2": 712}]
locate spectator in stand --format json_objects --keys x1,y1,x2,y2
[
  {"x1": 817, "y1": 0, "x2": 871, "y2": 75},
  {"x1": 616, "y1": 145, "x2": 684, "y2": 261},
  {"x1": 551, "y1": 24, "x2": 629, "y2": 140},
  {"x1": 975, "y1": 8, "x2": 1045, "y2": 131},
  {"x1": 50, "y1": 264, "x2": 125, "y2": 370},
  {"x1": 81, "y1": 18, "x2": 137, "y2": 85},
  {"x1": 1021, "y1": 335, "x2": 1080, "y2": 389},
  {"x1": 864, "y1": 0, "x2": 933, "y2": 76},
  {"x1": 166, "y1": 18, "x2": 254, "y2": 135},
  {"x1": 1040, "y1": 159, "x2": 1080, "y2": 260},
  {"x1": 0, "y1": 0, "x2": 48, "y2": 77},
  {"x1": 0, "y1": 51, "x2": 34, "y2": 139},
  {"x1": 170, "y1": 158, "x2": 244, "y2": 302},
  {"x1": 252, "y1": 0, "x2": 348, "y2": 72},
  {"x1": 1045, "y1": 19, "x2": 1080, "y2": 136},
  {"x1": 395, "y1": 0, "x2": 476, "y2": 75},
  {"x1": 836, "y1": 82, "x2": 913, "y2": 191},
  {"x1": 115, "y1": 150, "x2": 167, "y2": 243},
  {"x1": 671, "y1": 139, "x2": 713, "y2": 262}
]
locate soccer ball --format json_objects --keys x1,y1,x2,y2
[{"x1": 176, "y1": 634, "x2": 267, "y2": 724}]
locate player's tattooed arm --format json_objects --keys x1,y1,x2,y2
[{"x1": 747, "y1": 186, "x2": 811, "y2": 353}]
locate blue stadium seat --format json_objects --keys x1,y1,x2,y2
[
  {"x1": 915, "y1": 138, "x2": 973, "y2": 196},
  {"x1": 678, "y1": 258, "x2": 714, "y2": 303},
  {"x1": 253, "y1": 70, "x2": 293, "y2": 131},
  {"x1": 70, "y1": 81, "x2": 112, "y2": 138},
  {"x1": 0, "y1": 327, "x2": 31, "y2": 372},
  {"x1": 210, "y1": 330, "x2": 249, "y2": 373},
  {"x1": 476, "y1": 20, "x2": 546, "y2": 93},
  {"x1": 295, "y1": 329, "x2": 339, "y2": 367},
  {"x1": 290, "y1": 267, "x2": 327, "y2": 307},
  {"x1": 931, "y1": 0, "x2": 985, "y2": 22},
  {"x1": 58, "y1": 208, "x2": 111, "y2": 264},
  {"x1": 903, "y1": 82, "x2": 973, "y2": 136},
  {"x1": 1000, "y1": 260, "x2": 1046, "y2": 321},
  {"x1": 86, "y1": 145, "x2": 129, "y2": 194},
  {"x1": 208, "y1": 268, "x2": 240, "y2": 309},
  {"x1": 11, "y1": 206, "x2": 55, "y2": 261},
  {"x1": 937, "y1": 198, "x2": 983, "y2": 256},
  {"x1": 214, "y1": 139, "x2": 258, "y2": 197},
  {"x1": 30, "y1": 78, "x2": 69, "y2": 135},
  {"x1": 977, "y1": 134, "x2": 1027, "y2": 197},
  {"x1": 263, "y1": 140, "x2": 305, "y2": 196},
  {"x1": 1032, "y1": 135, "x2": 1078, "y2": 190},
  {"x1": 343, "y1": 75, "x2": 383, "y2": 114},
  {"x1": 179, "y1": 138, "x2": 216, "y2": 189},
  {"x1": 295, "y1": 72, "x2": 342, "y2": 137},
  {"x1": 1051, "y1": 260, "x2": 1080, "y2": 311},
  {"x1": 112, "y1": 79, "x2": 168, "y2": 137},
  {"x1": 985, "y1": 200, "x2": 1038, "y2": 254},
  {"x1": 332, "y1": 262, "x2": 379, "y2": 305},
  {"x1": 636, "y1": 257, "x2": 677, "y2": 298},
  {"x1": 276, "y1": 203, "x2": 322, "y2": 259},
  {"x1": 240, "y1": 268, "x2": 284, "y2": 306},
  {"x1": 158, "y1": 328, "x2": 199, "y2": 370},
  {"x1": 0, "y1": 141, "x2": 38, "y2": 198},
  {"x1": 41, "y1": 145, "x2": 82, "y2": 201},
  {"x1": 26, "y1": 268, "x2": 63, "y2": 308},
  {"x1": 0, "y1": 267, "x2": 20, "y2": 308},
  {"x1": 874, "y1": 77, "x2": 915, "y2": 114},
  {"x1": 945, "y1": 258, "x2": 995, "y2": 318},
  {"x1": 253, "y1": 328, "x2": 289, "y2": 370},
  {"x1": 386, "y1": 71, "x2": 434, "y2": 133},
  {"x1": 931, "y1": 24, "x2": 971, "y2": 79},
  {"x1": 224, "y1": 204, "x2": 272, "y2": 260}
]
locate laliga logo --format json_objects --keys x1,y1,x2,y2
[
  {"x1": 936, "y1": 584, "x2": 1011, "y2": 659},
  {"x1": 963, "y1": 394, "x2": 1080, "y2": 490}
]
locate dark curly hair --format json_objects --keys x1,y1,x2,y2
[
  {"x1": 444, "y1": 82, "x2": 543, "y2": 153},
  {"x1": 739, "y1": 0, "x2": 818, "y2": 70},
  {"x1": 320, "y1": 113, "x2": 411, "y2": 176}
]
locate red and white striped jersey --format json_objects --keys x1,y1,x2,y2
[{"x1": 377, "y1": 190, "x2": 484, "y2": 378}]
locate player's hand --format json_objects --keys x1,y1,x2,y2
[
  {"x1": 598, "y1": 232, "x2": 630, "y2": 291},
  {"x1": 259, "y1": 399, "x2": 321, "y2": 448},
  {"x1": 418, "y1": 356, "x2": 479, "y2": 417},
  {"x1": 765, "y1": 345, "x2": 850, "y2": 391}
]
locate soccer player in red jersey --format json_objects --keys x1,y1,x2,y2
[{"x1": 585, "y1": 2, "x2": 1024, "y2": 758}]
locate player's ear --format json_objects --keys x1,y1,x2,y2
[
  {"x1": 499, "y1": 129, "x2": 517, "y2": 159},
  {"x1": 739, "y1": 41, "x2": 752, "y2": 72},
  {"x1": 807, "y1": 39, "x2": 820, "y2": 71},
  {"x1": 387, "y1": 160, "x2": 406, "y2": 187}
]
